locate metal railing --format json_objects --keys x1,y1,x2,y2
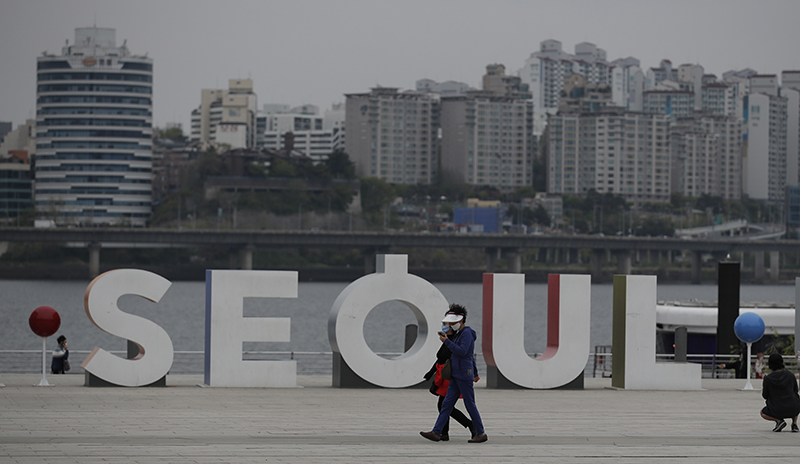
[{"x1": 2, "y1": 349, "x2": 796, "y2": 378}]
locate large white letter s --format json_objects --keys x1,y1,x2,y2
[{"x1": 81, "y1": 269, "x2": 173, "y2": 387}]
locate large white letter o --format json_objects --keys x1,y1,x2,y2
[{"x1": 329, "y1": 255, "x2": 447, "y2": 388}]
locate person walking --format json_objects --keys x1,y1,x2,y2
[
  {"x1": 422, "y1": 311, "x2": 475, "y2": 441},
  {"x1": 50, "y1": 335, "x2": 69, "y2": 374},
  {"x1": 760, "y1": 353, "x2": 800, "y2": 432},
  {"x1": 420, "y1": 304, "x2": 487, "y2": 443}
]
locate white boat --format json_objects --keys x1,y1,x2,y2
[
  {"x1": 655, "y1": 301, "x2": 795, "y2": 354},
  {"x1": 657, "y1": 301, "x2": 796, "y2": 335}
]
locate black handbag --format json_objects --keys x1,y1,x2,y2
[
  {"x1": 441, "y1": 359, "x2": 452, "y2": 380},
  {"x1": 63, "y1": 358, "x2": 71, "y2": 372}
]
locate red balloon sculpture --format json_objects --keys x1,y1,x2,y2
[
  {"x1": 29, "y1": 306, "x2": 61, "y2": 337},
  {"x1": 29, "y1": 305, "x2": 61, "y2": 386}
]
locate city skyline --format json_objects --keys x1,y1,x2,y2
[{"x1": 2, "y1": 0, "x2": 800, "y2": 132}]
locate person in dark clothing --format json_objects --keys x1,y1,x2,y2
[
  {"x1": 422, "y1": 309, "x2": 475, "y2": 441},
  {"x1": 50, "y1": 335, "x2": 69, "y2": 374},
  {"x1": 760, "y1": 353, "x2": 800, "y2": 432},
  {"x1": 717, "y1": 352, "x2": 747, "y2": 379},
  {"x1": 420, "y1": 304, "x2": 487, "y2": 443}
]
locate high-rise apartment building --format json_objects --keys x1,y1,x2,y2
[
  {"x1": 642, "y1": 89, "x2": 695, "y2": 121},
  {"x1": 646, "y1": 60, "x2": 679, "y2": 90},
  {"x1": 35, "y1": 27, "x2": 153, "y2": 226},
  {"x1": 701, "y1": 83, "x2": 733, "y2": 115},
  {"x1": 345, "y1": 88, "x2": 438, "y2": 184},
  {"x1": 781, "y1": 71, "x2": 800, "y2": 187},
  {"x1": 482, "y1": 64, "x2": 532, "y2": 100},
  {"x1": 744, "y1": 89, "x2": 787, "y2": 203},
  {"x1": 669, "y1": 114, "x2": 742, "y2": 200},
  {"x1": 439, "y1": 91, "x2": 533, "y2": 190},
  {"x1": 190, "y1": 79, "x2": 257, "y2": 149},
  {"x1": 610, "y1": 57, "x2": 644, "y2": 111},
  {"x1": 519, "y1": 40, "x2": 623, "y2": 138},
  {"x1": 547, "y1": 108, "x2": 670, "y2": 205},
  {"x1": 558, "y1": 74, "x2": 613, "y2": 114}
]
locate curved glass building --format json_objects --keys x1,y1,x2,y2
[{"x1": 35, "y1": 27, "x2": 153, "y2": 226}]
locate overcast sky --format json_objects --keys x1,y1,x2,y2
[{"x1": 2, "y1": 0, "x2": 799, "y2": 132}]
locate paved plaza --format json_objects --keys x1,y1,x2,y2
[{"x1": 0, "y1": 374, "x2": 798, "y2": 463}]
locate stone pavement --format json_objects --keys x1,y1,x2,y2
[{"x1": 0, "y1": 374, "x2": 798, "y2": 463}]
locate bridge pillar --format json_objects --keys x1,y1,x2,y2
[
  {"x1": 616, "y1": 250, "x2": 632, "y2": 275},
  {"x1": 486, "y1": 247, "x2": 499, "y2": 273},
  {"x1": 754, "y1": 251, "x2": 765, "y2": 283},
  {"x1": 564, "y1": 248, "x2": 570, "y2": 265},
  {"x1": 691, "y1": 251, "x2": 702, "y2": 284},
  {"x1": 770, "y1": 251, "x2": 780, "y2": 282},
  {"x1": 88, "y1": 242, "x2": 101, "y2": 279},
  {"x1": 591, "y1": 249, "x2": 604, "y2": 282},
  {"x1": 364, "y1": 250, "x2": 376, "y2": 274},
  {"x1": 503, "y1": 248, "x2": 522, "y2": 273},
  {"x1": 240, "y1": 244, "x2": 255, "y2": 270},
  {"x1": 545, "y1": 247, "x2": 552, "y2": 264}
]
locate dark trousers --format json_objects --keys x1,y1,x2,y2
[
  {"x1": 433, "y1": 377, "x2": 485, "y2": 435},
  {"x1": 436, "y1": 394, "x2": 472, "y2": 435}
]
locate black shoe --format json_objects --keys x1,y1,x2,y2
[
  {"x1": 467, "y1": 423, "x2": 476, "y2": 438},
  {"x1": 420, "y1": 430, "x2": 442, "y2": 442},
  {"x1": 468, "y1": 433, "x2": 488, "y2": 443},
  {"x1": 773, "y1": 420, "x2": 787, "y2": 432},
  {"x1": 440, "y1": 433, "x2": 449, "y2": 441},
  {"x1": 792, "y1": 424, "x2": 799, "y2": 433}
]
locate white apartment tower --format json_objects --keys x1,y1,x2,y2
[
  {"x1": 547, "y1": 108, "x2": 670, "y2": 206},
  {"x1": 439, "y1": 91, "x2": 534, "y2": 190},
  {"x1": 519, "y1": 40, "x2": 623, "y2": 138},
  {"x1": 345, "y1": 88, "x2": 438, "y2": 184},
  {"x1": 35, "y1": 27, "x2": 153, "y2": 226},
  {"x1": 610, "y1": 57, "x2": 645, "y2": 111},
  {"x1": 744, "y1": 78, "x2": 788, "y2": 203}
]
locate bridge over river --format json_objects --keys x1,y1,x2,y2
[{"x1": 0, "y1": 227, "x2": 795, "y2": 283}]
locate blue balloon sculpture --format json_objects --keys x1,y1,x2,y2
[{"x1": 734, "y1": 312, "x2": 765, "y2": 344}]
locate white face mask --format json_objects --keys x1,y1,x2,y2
[{"x1": 451, "y1": 322, "x2": 462, "y2": 332}]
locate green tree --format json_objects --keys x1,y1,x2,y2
[
  {"x1": 531, "y1": 205, "x2": 550, "y2": 226},
  {"x1": 360, "y1": 177, "x2": 395, "y2": 214},
  {"x1": 269, "y1": 159, "x2": 297, "y2": 178},
  {"x1": 635, "y1": 216, "x2": 675, "y2": 237},
  {"x1": 329, "y1": 183, "x2": 355, "y2": 212},
  {"x1": 325, "y1": 150, "x2": 356, "y2": 179},
  {"x1": 157, "y1": 126, "x2": 186, "y2": 142}
]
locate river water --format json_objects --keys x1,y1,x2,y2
[{"x1": 1, "y1": 278, "x2": 795, "y2": 375}]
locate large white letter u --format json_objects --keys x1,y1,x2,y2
[{"x1": 483, "y1": 273, "x2": 591, "y2": 389}]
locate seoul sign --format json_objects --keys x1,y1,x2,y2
[{"x1": 80, "y1": 254, "x2": 701, "y2": 390}]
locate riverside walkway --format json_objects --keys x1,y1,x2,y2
[{"x1": 0, "y1": 374, "x2": 797, "y2": 463}]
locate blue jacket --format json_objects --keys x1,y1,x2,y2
[{"x1": 444, "y1": 326, "x2": 479, "y2": 380}]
